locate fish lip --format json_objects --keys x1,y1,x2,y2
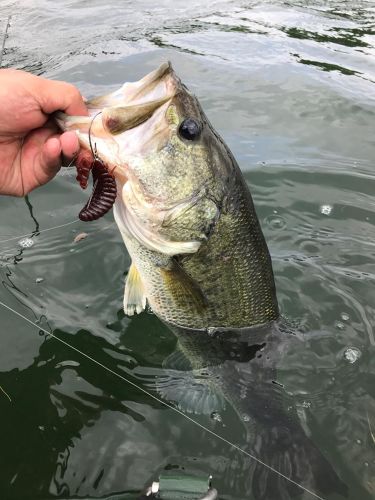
[
  {"x1": 123, "y1": 61, "x2": 181, "y2": 104},
  {"x1": 130, "y1": 61, "x2": 176, "y2": 98},
  {"x1": 55, "y1": 62, "x2": 185, "y2": 182},
  {"x1": 87, "y1": 61, "x2": 180, "y2": 110}
]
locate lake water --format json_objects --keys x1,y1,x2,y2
[{"x1": 0, "y1": 1, "x2": 374, "y2": 499}]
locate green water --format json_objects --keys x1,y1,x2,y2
[{"x1": 0, "y1": 1, "x2": 374, "y2": 499}]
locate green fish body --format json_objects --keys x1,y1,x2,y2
[{"x1": 57, "y1": 64, "x2": 347, "y2": 499}]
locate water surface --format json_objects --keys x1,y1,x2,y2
[{"x1": 0, "y1": 1, "x2": 374, "y2": 499}]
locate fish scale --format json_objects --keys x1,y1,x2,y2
[
  {"x1": 56, "y1": 64, "x2": 347, "y2": 498},
  {"x1": 56, "y1": 62, "x2": 279, "y2": 329}
]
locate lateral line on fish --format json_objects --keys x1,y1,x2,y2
[
  {"x1": 0, "y1": 299, "x2": 327, "y2": 500},
  {"x1": 0, "y1": 219, "x2": 80, "y2": 245}
]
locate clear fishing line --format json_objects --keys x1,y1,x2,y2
[
  {"x1": 0, "y1": 15, "x2": 11, "y2": 68},
  {"x1": 0, "y1": 298, "x2": 327, "y2": 500},
  {"x1": 0, "y1": 219, "x2": 80, "y2": 245}
]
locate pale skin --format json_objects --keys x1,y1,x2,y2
[{"x1": 0, "y1": 69, "x2": 87, "y2": 196}]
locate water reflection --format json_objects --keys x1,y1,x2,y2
[
  {"x1": 0, "y1": 0, "x2": 375, "y2": 498},
  {"x1": 0, "y1": 327, "x2": 166, "y2": 499},
  {"x1": 0, "y1": 321, "x2": 352, "y2": 500}
]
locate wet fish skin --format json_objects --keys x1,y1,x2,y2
[
  {"x1": 165, "y1": 325, "x2": 349, "y2": 499},
  {"x1": 56, "y1": 65, "x2": 348, "y2": 498},
  {"x1": 56, "y1": 62, "x2": 278, "y2": 331}
]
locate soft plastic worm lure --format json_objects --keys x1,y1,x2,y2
[{"x1": 75, "y1": 151, "x2": 117, "y2": 222}]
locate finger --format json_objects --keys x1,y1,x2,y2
[
  {"x1": 39, "y1": 136, "x2": 63, "y2": 181},
  {"x1": 38, "y1": 79, "x2": 88, "y2": 116},
  {"x1": 60, "y1": 131, "x2": 80, "y2": 158},
  {"x1": 19, "y1": 131, "x2": 64, "y2": 194}
]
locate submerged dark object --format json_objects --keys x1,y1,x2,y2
[
  {"x1": 75, "y1": 151, "x2": 117, "y2": 222},
  {"x1": 138, "y1": 474, "x2": 218, "y2": 500}
]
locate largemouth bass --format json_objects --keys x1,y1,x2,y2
[
  {"x1": 57, "y1": 62, "x2": 278, "y2": 331},
  {"x1": 57, "y1": 63, "x2": 347, "y2": 499}
]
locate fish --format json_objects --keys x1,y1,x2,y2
[
  {"x1": 56, "y1": 63, "x2": 348, "y2": 499},
  {"x1": 56, "y1": 62, "x2": 278, "y2": 331}
]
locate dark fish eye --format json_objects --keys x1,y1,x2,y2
[{"x1": 178, "y1": 118, "x2": 202, "y2": 141}]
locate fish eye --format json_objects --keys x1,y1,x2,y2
[{"x1": 178, "y1": 118, "x2": 201, "y2": 141}]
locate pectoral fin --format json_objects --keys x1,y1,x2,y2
[
  {"x1": 161, "y1": 259, "x2": 207, "y2": 313},
  {"x1": 157, "y1": 350, "x2": 225, "y2": 415},
  {"x1": 124, "y1": 263, "x2": 147, "y2": 316}
]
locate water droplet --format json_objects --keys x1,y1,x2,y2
[
  {"x1": 334, "y1": 321, "x2": 345, "y2": 330},
  {"x1": 265, "y1": 215, "x2": 286, "y2": 230},
  {"x1": 356, "y1": 438, "x2": 362, "y2": 445},
  {"x1": 211, "y1": 412, "x2": 222, "y2": 423},
  {"x1": 18, "y1": 237, "x2": 34, "y2": 248},
  {"x1": 341, "y1": 312, "x2": 350, "y2": 321},
  {"x1": 320, "y1": 204, "x2": 333, "y2": 216},
  {"x1": 344, "y1": 347, "x2": 361, "y2": 364},
  {"x1": 35, "y1": 277, "x2": 44, "y2": 284},
  {"x1": 364, "y1": 461, "x2": 369, "y2": 467}
]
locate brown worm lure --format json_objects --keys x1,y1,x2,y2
[{"x1": 75, "y1": 151, "x2": 117, "y2": 222}]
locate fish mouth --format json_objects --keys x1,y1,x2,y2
[
  {"x1": 57, "y1": 62, "x2": 182, "y2": 171},
  {"x1": 55, "y1": 63, "x2": 184, "y2": 221},
  {"x1": 90, "y1": 61, "x2": 181, "y2": 151}
]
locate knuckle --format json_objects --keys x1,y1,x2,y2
[{"x1": 66, "y1": 84, "x2": 81, "y2": 100}]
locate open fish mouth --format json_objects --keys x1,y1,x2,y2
[{"x1": 55, "y1": 62, "x2": 179, "y2": 221}]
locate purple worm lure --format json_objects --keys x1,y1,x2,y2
[{"x1": 74, "y1": 111, "x2": 118, "y2": 221}]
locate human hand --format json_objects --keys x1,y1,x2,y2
[{"x1": 0, "y1": 69, "x2": 87, "y2": 196}]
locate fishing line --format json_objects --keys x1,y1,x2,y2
[
  {"x1": 0, "y1": 299, "x2": 326, "y2": 500},
  {"x1": 88, "y1": 111, "x2": 103, "y2": 162},
  {"x1": 0, "y1": 219, "x2": 80, "y2": 245},
  {"x1": 0, "y1": 384, "x2": 11, "y2": 402},
  {"x1": 64, "y1": 154, "x2": 79, "y2": 170},
  {"x1": 0, "y1": 15, "x2": 11, "y2": 67}
]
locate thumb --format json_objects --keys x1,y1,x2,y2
[{"x1": 37, "y1": 78, "x2": 88, "y2": 116}]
